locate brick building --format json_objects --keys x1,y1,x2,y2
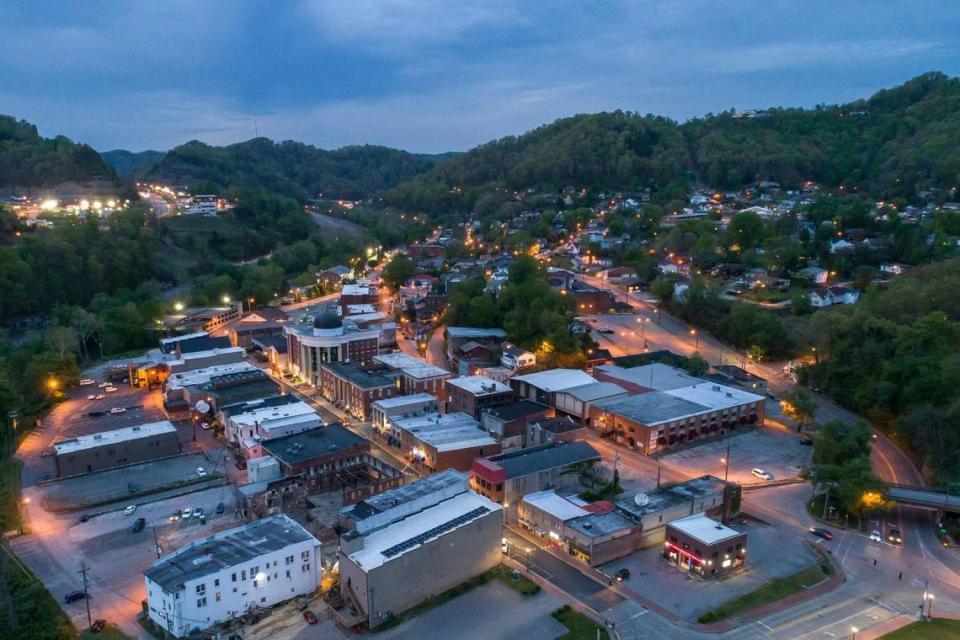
[
  {"x1": 445, "y1": 376, "x2": 513, "y2": 419},
  {"x1": 320, "y1": 361, "x2": 396, "y2": 421}
]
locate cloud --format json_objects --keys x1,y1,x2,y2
[{"x1": 708, "y1": 40, "x2": 940, "y2": 74}]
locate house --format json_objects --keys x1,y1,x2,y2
[
  {"x1": 500, "y1": 343, "x2": 536, "y2": 370},
  {"x1": 809, "y1": 286, "x2": 859, "y2": 307},
  {"x1": 829, "y1": 238, "x2": 855, "y2": 253},
  {"x1": 880, "y1": 262, "x2": 910, "y2": 276},
  {"x1": 795, "y1": 266, "x2": 829, "y2": 285},
  {"x1": 481, "y1": 401, "x2": 554, "y2": 449},
  {"x1": 317, "y1": 265, "x2": 353, "y2": 287}
]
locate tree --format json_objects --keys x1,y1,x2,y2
[
  {"x1": 47, "y1": 326, "x2": 79, "y2": 360},
  {"x1": 780, "y1": 389, "x2": 818, "y2": 432},
  {"x1": 727, "y1": 212, "x2": 768, "y2": 253},
  {"x1": 382, "y1": 254, "x2": 416, "y2": 290}
]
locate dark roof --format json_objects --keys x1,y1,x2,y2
[
  {"x1": 262, "y1": 424, "x2": 367, "y2": 465},
  {"x1": 324, "y1": 361, "x2": 395, "y2": 389},
  {"x1": 487, "y1": 441, "x2": 600, "y2": 478},
  {"x1": 208, "y1": 379, "x2": 282, "y2": 406},
  {"x1": 176, "y1": 335, "x2": 232, "y2": 354},
  {"x1": 482, "y1": 400, "x2": 551, "y2": 423},
  {"x1": 531, "y1": 416, "x2": 583, "y2": 434},
  {"x1": 313, "y1": 312, "x2": 343, "y2": 329},
  {"x1": 252, "y1": 334, "x2": 288, "y2": 353},
  {"x1": 220, "y1": 394, "x2": 299, "y2": 418}
]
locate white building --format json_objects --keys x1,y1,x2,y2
[
  {"x1": 144, "y1": 515, "x2": 320, "y2": 638},
  {"x1": 225, "y1": 399, "x2": 323, "y2": 445}
]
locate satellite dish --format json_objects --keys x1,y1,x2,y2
[
  {"x1": 195, "y1": 400, "x2": 210, "y2": 414},
  {"x1": 633, "y1": 492, "x2": 650, "y2": 507}
]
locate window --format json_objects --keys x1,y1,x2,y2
[
  {"x1": 302, "y1": 563, "x2": 311, "y2": 573},
  {"x1": 214, "y1": 579, "x2": 219, "y2": 587},
  {"x1": 286, "y1": 570, "x2": 291, "y2": 579},
  {"x1": 241, "y1": 570, "x2": 246, "y2": 580},
  {"x1": 301, "y1": 551, "x2": 310, "y2": 561},
  {"x1": 231, "y1": 573, "x2": 237, "y2": 582},
  {"x1": 197, "y1": 597, "x2": 207, "y2": 608},
  {"x1": 195, "y1": 584, "x2": 206, "y2": 595},
  {"x1": 285, "y1": 555, "x2": 294, "y2": 565},
  {"x1": 215, "y1": 592, "x2": 221, "y2": 602}
]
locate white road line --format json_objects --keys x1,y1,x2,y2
[
  {"x1": 630, "y1": 609, "x2": 648, "y2": 619},
  {"x1": 796, "y1": 606, "x2": 882, "y2": 639}
]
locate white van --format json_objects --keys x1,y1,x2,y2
[{"x1": 752, "y1": 468, "x2": 773, "y2": 481}]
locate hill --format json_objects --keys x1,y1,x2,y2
[
  {"x1": 101, "y1": 149, "x2": 165, "y2": 177},
  {"x1": 386, "y1": 72, "x2": 960, "y2": 213},
  {"x1": 143, "y1": 138, "x2": 436, "y2": 200},
  {"x1": 0, "y1": 116, "x2": 118, "y2": 192}
]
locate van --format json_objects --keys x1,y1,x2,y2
[{"x1": 752, "y1": 468, "x2": 773, "y2": 481}]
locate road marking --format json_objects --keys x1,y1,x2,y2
[
  {"x1": 797, "y1": 606, "x2": 883, "y2": 639},
  {"x1": 630, "y1": 609, "x2": 648, "y2": 619}
]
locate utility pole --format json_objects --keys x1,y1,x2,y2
[
  {"x1": 724, "y1": 443, "x2": 731, "y2": 482},
  {"x1": 822, "y1": 484, "x2": 830, "y2": 520},
  {"x1": 152, "y1": 527, "x2": 162, "y2": 559},
  {"x1": 656, "y1": 465, "x2": 661, "y2": 489},
  {"x1": 79, "y1": 562, "x2": 92, "y2": 629}
]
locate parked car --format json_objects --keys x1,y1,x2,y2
[
  {"x1": 196, "y1": 467, "x2": 207, "y2": 478},
  {"x1": 597, "y1": 328, "x2": 615, "y2": 335},
  {"x1": 95, "y1": 394, "x2": 105, "y2": 400},
  {"x1": 87, "y1": 410, "x2": 105, "y2": 417},
  {"x1": 104, "y1": 386, "x2": 118, "y2": 393},
  {"x1": 123, "y1": 505, "x2": 137, "y2": 515},
  {"x1": 110, "y1": 407, "x2": 126, "y2": 415},
  {"x1": 215, "y1": 502, "x2": 225, "y2": 515},
  {"x1": 869, "y1": 530, "x2": 883, "y2": 543},
  {"x1": 194, "y1": 507, "x2": 205, "y2": 518},
  {"x1": 79, "y1": 379, "x2": 96, "y2": 386},
  {"x1": 751, "y1": 468, "x2": 773, "y2": 481},
  {"x1": 169, "y1": 511, "x2": 181, "y2": 523},
  {"x1": 131, "y1": 518, "x2": 146, "y2": 533},
  {"x1": 86, "y1": 394, "x2": 97, "y2": 401},
  {"x1": 91, "y1": 619, "x2": 106, "y2": 633},
  {"x1": 201, "y1": 422, "x2": 211, "y2": 430},
  {"x1": 809, "y1": 527, "x2": 833, "y2": 540},
  {"x1": 181, "y1": 507, "x2": 193, "y2": 519},
  {"x1": 64, "y1": 591, "x2": 88, "y2": 603},
  {"x1": 615, "y1": 568, "x2": 631, "y2": 581},
  {"x1": 887, "y1": 528, "x2": 903, "y2": 544},
  {"x1": 800, "y1": 438, "x2": 814, "y2": 446},
  {"x1": 303, "y1": 610, "x2": 318, "y2": 625},
  {"x1": 98, "y1": 382, "x2": 109, "y2": 388}
]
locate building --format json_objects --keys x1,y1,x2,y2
[
  {"x1": 553, "y1": 381, "x2": 628, "y2": 424},
  {"x1": 594, "y1": 363, "x2": 704, "y2": 394},
  {"x1": 565, "y1": 509, "x2": 643, "y2": 566},
  {"x1": 163, "y1": 303, "x2": 243, "y2": 334},
  {"x1": 518, "y1": 490, "x2": 588, "y2": 542},
  {"x1": 144, "y1": 515, "x2": 320, "y2": 638},
  {"x1": 285, "y1": 311, "x2": 381, "y2": 387},
  {"x1": 167, "y1": 346, "x2": 246, "y2": 374},
  {"x1": 227, "y1": 312, "x2": 286, "y2": 348},
  {"x1": 320, "y1": 361, "x2": 396, "y2": 421},
  {"x1": 664, "y1": 514, "x2": 746, "y2": 578},
  {"x1": 480, "y1": 401, "x2": 554, "y2": 449},
  {"x1": 340, "y1": 283, "x2": 379, "y2": 311},
  {"x1": 223, "y1": 399, "x2": 323, "y2": 456},
  {"x1": 370, "y1": 393, "x2": 439, "y2": 434},
  {"x1": 510, "y1": 369, "x2": 597, "y2": 406},
  {"x1": 445, "y1": 376, "x2": 513, "y2": 419},
  {"x1": 525, "y1": 415, "x2": 586, "y2": 447},
  {"x1": 569, "y1": 281, "x2": 614, "y2": 314},
  {"x1": 337, "y1": 472, "x2": 502, "y2": 629},
  {"x1": 712, "y1": 365, "x2": 768, "y2": 396},
  {"x1": 53, "y1": 421, "x2": 180, "y2": 477},
  {"x1": 260, "y1": 425, "x2": 369, "y2": 489},
  {"x1": 445, "y1": 327, "x2": 507, "y2": 366},
  {"x1": 470, "y1": 441, "x2": 601, "y2": 521},
  {"x1": 373, "y1": 352, "x2": 451, "y2": 401},
  {"x1": 589, "y1": 382, "x2": 765, "y2": 453},
  {"x1": 252, "y1": 335, "x2": 288, "y2": 376},
  {"x1": 500, "y1": 343, "x2": 536, "y2": 370},
  {"x1": 615, "y1": 476, "x2": 731, "y2": 547},
  {"x1": 389, "y1": 412, "x2": 500, "y2": 472}
]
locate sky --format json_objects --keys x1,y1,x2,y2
[{"x1": 2, "y1": 1, "x2": 959, "y2": 153}]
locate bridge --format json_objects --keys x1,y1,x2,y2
[{"x1": 886, "y1": 483, "x2": 960, "y2": 513}]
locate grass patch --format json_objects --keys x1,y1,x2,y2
[
  {"x1": 78, "y1": 623, "x2": 134, "y2": 640},
  {"x1": 879, "y1": 618, "x2": 960, "y2": 639},
  {"x1": 551, "y1": 605, "x2": 610, "y2": 640},
  {"x1": 372, "y1": 565, "x2": 539, "y2": 632},
  {"x1": 697, "y1": 558, "x2": 833, "y2": 624},
  {"x1": 0, "y1": 458, "x2": 23, "y2": 534},
  {"x1": 0, "y1": 546, "x2": 76, "y2": 640}
]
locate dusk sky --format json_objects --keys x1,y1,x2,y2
[{"x1": 3, "y1": 1, "x2": 959, "y2": 153}]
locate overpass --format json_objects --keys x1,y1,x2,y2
[{"x1": 886, "y1": 483, "x2": 960, "y2": 513}]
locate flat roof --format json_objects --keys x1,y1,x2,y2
[
  {"x1": 560, "y1": 381, "x2": 627, "y2": 402},
  {"x1": 343, "y1": 469, "x2": 467, "y2": 523},
  {"x1": 373, "y1": 352, "x2": 449, "y2": 380},
  {"x1": 566, "y1": 510, "x2": 637, "y2": 538},
  {"x1": 664, "y1": 382, "x2": 764, "y2": 411},
  {"x1": 393, "y1": 412, "x2": 498, "y2": 452},
  {"x1": 261, "y1": 424, "x2": 366, "y2": 465},
  {"x1": 511, "y1": 369, "x2": 596, "y2": 393},
  {"x1": 348, "y1": 491, "x2": 499, "y2": 571},
  {"x1": 160, "y1": 331, "x2": 208, "y2": 348},
  {"x1": 446, "y1": 327, "x2": 507, "y2": 339},
  {"x1": 592, "y1": 392, "x2": 709, "y2": 426},
  {"x1": 372, "y1": 393, "x2": 438, "y2": 410},
  {"x1": 229, "y1": 400, "x2": 320, "y2": 428},
  {"x1": 446, "y1": 375, "x2": 511, "y2": 396},
  {"x1": 482, "y1": 400, "x2": 551, "y2": 422},
  {"x1": 166, "y1": 361, "x2": 259, "y2": 389},
  {"x1": 54, "y1": 421, "x2": 177, "y2": 455},
  {"x1": 484, "y1": 441, "x2": 600, "y2": 479},
  {"x1": 341, "y1": 284, "x2": 376, "y2": 296},
  {"x1": 221, "y1": 394, "x2": 300, "y2": 417},
  {"x1": 617, "y1": 475, "x2": 727, "y2": 517},
  {"x1": 667, "y1": 513, "x2": 742, "y2": 545},
  {"x1": 324, "y1": 361, "x2": 396, "y2": 389},
  {"x1": 596, "y1": 363, "x2": 705, "y2": 391},
  {"x1": 521, "y1": 490, "x2": 589, "y2": 522},
  {"x1": 144, "y1": 514, "x2": 316, "y2": 592}
]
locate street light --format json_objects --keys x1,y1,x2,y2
[
  {"x1": 173, "y1": 302, "x2": 184, "y2": 312},
  {"x1": 851, "y1": 626, "x2": 858, "y2": 639},
  {"x1": 222, "y1": 295, "x2": 231, "y2": 304},
  {"x1": 690, "y1": 328, "x2": 700, "y2": 350}
]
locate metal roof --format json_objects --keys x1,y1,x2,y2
[
  {"x1": 262, "y1": 424, "x2": 366, "y2": 465},
  {"x1": 484, "y1": 441, "x2": 600, "y2": 479},
  {"x1": 667, "y1": 514, "x2": 742, "y2": 545},
  {"x1": 592, "y1": 392, "x2": 709, "y2": 426}
]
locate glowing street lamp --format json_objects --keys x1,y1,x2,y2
[
  {"x1": 222, "y1": 295, "x2": 231, "y2": 304},
  {"x1": 690, "y1": 328, "x2": 700, "y2": 350},
  {"x1": 173, "y1": 302, "x2": 184, "y2": 312}
]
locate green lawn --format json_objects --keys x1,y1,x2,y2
[
  {"x1": 0, "y1": 549, "x2": 76, "y2": 640},
  {"x1": 78, "y1": 623, "x2": 133, "y2": 640},
  {"x1": 551, "y1": 605, "x2": 610, "y2": 640},
  {"x1": 880, "y1": 619, "x2": 960, "y2": 639},
  {"x1": 697, "y1": 559, "x2": 833, "y2": 623},
  {"x1": 0, "y1": 458, "x2": 23, "y2": 534},
  {"x1": 373, "y1": 565, "x2": 540, "y2": 632}
]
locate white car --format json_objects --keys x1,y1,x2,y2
[
  {"x1": 98, "y1": 382, "x2": 110, "y2": 388},
  {"x1": 200, "y1": 422, "x2": 211, "y2": 430},
  {"x1": 123, "y1": 505, "x2": 137, "y2": 515},
  {"x1": 196, "y1": 467, "x2": 207, "y2": 478},
  {"x1": 181, "y1": 507, "x2": 194, "y2": 519},
  {"x1": 95, "y1": 394, "x2": 105, "y2": 400},
  {"x1": 110, "y1": 407, "x2": 126, "y2": 415},
  {"x1": 751, "y1": 468, "x2": 773, "y2": 481},
  {"x1": 194, "y1": 507, "x2": 205, "y2": 518},
  {"x1": 104, "y1": 386, "x2": 118, "y2": 393},
  {"x1": 79, "y1": 379, "x2": 96, "y2": 386},
  {"x1": 87, "y1": 394, "x2": 96, "y2": 401},
  {"x1": 869, "y1": 530, "x2": 883, "y2": 543}
]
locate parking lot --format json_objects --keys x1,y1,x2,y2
[
  {"x1": 659, "y1": 425, "x2": 813, "y2": 485},
  {"x1": 598, "y1": 516, "x2": 820, "y2": 621}
]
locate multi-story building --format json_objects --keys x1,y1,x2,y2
[
  {"x1": 340, "y1": 283, "x2": 379, "y2": 312},
  {"x1": 285, "y1": 312, "x2": 381, "y2": 387},
  {"x1": 470, "y1": 441, "x2": 601, "y2": 521},
  {"x1": 614, "y1": 475, "x2": 731, "y2": 547},
  {"x1": 221, "y1": 398, "x2": 323, "y2": 457},
  {"x1": 445, "y1": 376, "x2": 513, "y2": 419},
  {"x1": 509, "y1": 369, "x2": 597, "y2": 407},
  {"x1": 370, "y1": 393, "x2": 439, "y2": 435},
  {"x1": 337, "y1": 471, "x2": 502, "y2": 629},
  {"x1": 144, "y1": 515, "x2": 320, "y2": 638},
  {"x1": 260, "y1": 425, "x2": 370, "y2": 490},
  {"x1": 53, "y1": 421, "x2": 180, "y2": 477},
  {"x1": 372, "y1": 352, "x2": 451, "y2": 401},
  {"x1": 320, "y1": 361, "x2": 396, "y2": 421},
  {"x1": 388, "y1": 412, "x2": 500, "y2": 472},
  {"x1": 480, "y1": 400, "x2": 554, "y2": 449}
]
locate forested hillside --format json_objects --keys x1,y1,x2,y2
[
  {"x1": 101, "y1": 149, "x2": 165, "y2": 177},
  {"x1": 0, "y1": 116, "x2": 117, "y2": 189},
  {"x1": 143, "y1": 138, "x2": 436, "y2": 199}
]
